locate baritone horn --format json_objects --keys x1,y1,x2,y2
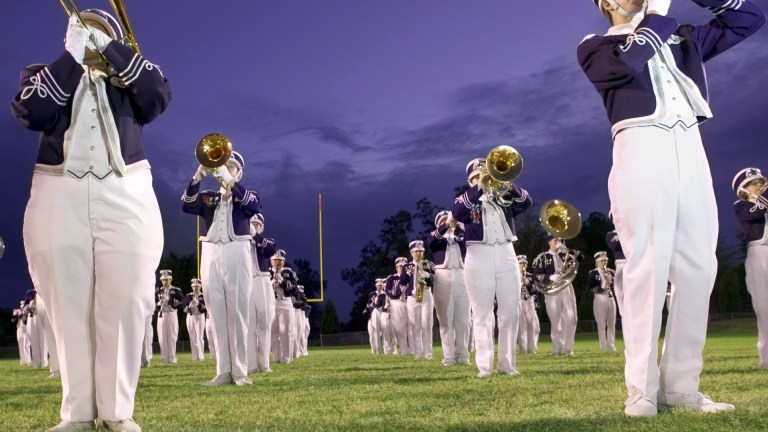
[
  {"x1": 195, "y1": 133, "x2": 234, "y2": 189},
  {"x1": 535, "y1": 199, "x2": 582, "y2": 296},
  {"x1": 482, "y1": 145, "x2": 523, "y2": 206}
]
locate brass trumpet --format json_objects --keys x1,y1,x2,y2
[
  {"x1": 482, "y1": 145, "x2": 523, "y2": 206},
  {"x1": 195, "y1": 133, "x2": 234, "y2": 190}
]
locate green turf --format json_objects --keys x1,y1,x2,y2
[{"x1": 1, "y1": 319, "x2": 766, "y2": 431}]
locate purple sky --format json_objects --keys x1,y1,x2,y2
[{"x1": 1, "y1": 1, "x2": 767, "y2": 320}]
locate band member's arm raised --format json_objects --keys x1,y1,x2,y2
[
  {"x1": 11, "y1": 53, "x2": 84, "y2": 131},
  {"x1": 685, "y1": 0, "x2": 766, "y2": 62},
  {"x1": 451, "y1": 185, "x2": 483, "y2": 223},
  {"x1": 100, "y1": 40, "x2": 172, "y2": 124},
  {"x1": 181, "y1": 181, "x2": 204, "y2": 215},
  {"x1": 577, "y1": 14, "x2": 679, "y2": 91},
  {"x1": 231, "y1": 183, "x2": 262, "y2": 217},
  {"x1": 502, "y1": 185, "x2": 533, "y2": 216}
]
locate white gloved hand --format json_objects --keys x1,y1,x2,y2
[
  {"x1": 549, "y1": 274, "x2": 562, "y2": 283},
  {"x1": 64, "y1": 15, "x2": 88, "y2": 64},
  {"x1": 421, "y1": 271, "x2": 430, "y2": 280},
  {"x1": 85, "y1": 26, "x2": 112, "y2": 52},
  {"x1": 193, "y1": 165, "x2": 207, "y2": 182},
  {"x1": 646, "y1": 0, "x2": 671, "y2": 16},
  {"x1": 213, "y1": 165, "x2": 234, "y2": 186},
  {"x1": 249, "y1": 224, "x2": 257, "y2": 237}
]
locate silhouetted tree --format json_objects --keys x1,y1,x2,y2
[
  {"x1": 716, "y1": 267, "x2": 742, "y2": 313},
  {"x1": 292, "y1": 258, "x2": 325, "y2": 336},
  {"x1": 321, "y1": 300, "x2": 340, "y2": 334}
]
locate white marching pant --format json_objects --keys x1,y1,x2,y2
[
  {"x1": 746, "y1": 244, "x2": 768, "y2": 364},
  {"x1": 200, "y1": 241, "x2": 252, "y2": 378},
  {"x1": 301, "y1": 314, "x2": 310, "y2": 356},
  {"x1": 292, "y1": 308, "x2": 303, "y2": 358},
  {"x1": 407, "y1": 294, "x2": 432, "y2": 359},
  {"x1": 186, "y1": 314, "x2": 206, "y2": 361},
  {"x1": 247, "y1": 275, "x2": 275, "y2": 371},
  {"x1": 379, "y1": 311, "x2": 394, "y2": 354},
  {"x1": 464, "y1": 242, "x2": 521, "y2": 374},
  {"x1": 367, "y1": 318, "x2": 377, "y2": 353},
  {"x1": 609, "y1": 124, "x2": 718, "y2": 398},
  {"x1": 518, "y1": 297, "x2": 539, "y2": 353},
  {"x1": 158, "y1": 311, "x2": 178, "y2": 364},
  {"x1": 205, "y1": 317, "x2": 216, "y2": 360},
  {"x1": 17, "y1": 325, "x2": 30, "y2": 365},
  {"x1": 141, "y1": 315, "x2": 153, "y2": 365},
  {"x1": 545, "y1": 286, "x2": 577, "y2": 354},
  {"x1": 27, "y1": 314, "x2": 48, "y2": 368},
  {"x1": 433, "y1": 268, "x2": 470, "y2": 363},
  {"x1": 389, "y1": 300, "x2": 409, "y2": 355},
  {"x1": 422, "y1": 291, "x2": 435, "y2": 358},
  {"x1": 272, "y1": 299, "x2": 295, "y2": 363},
  {"x1": 593, "y1": 294, "x2": 617, "y2": 351},
  {"x1": 614, "y1": 259, "x2": 626, "y2": 317},
  {"x1": 38, "y1": 300, "x2": 60, "y2": 373},
  {"x1": 24, "y1": 170, "x2": 162, "y2": 422}
]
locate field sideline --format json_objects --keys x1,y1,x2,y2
[{"x1": 1, "y1": 319, "x2": 766, "y2": 432}]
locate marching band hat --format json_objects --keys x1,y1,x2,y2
[
  {"x1": 271, "y1": 249, "x2": 286, "y2": 261},
  {"x1": 466, "y1": 158, "x2": 485, "y2": 185},
  {"x1": 395, "y1": 257, "x2": 408, "y2": 266},
  {"x1": 594, "y1": 251, "x2": 609, "y2": 261},
  {"x1": 375, "y1": 278, "x2": 385, "y2": 285},
  {"x1": 229, "y1": 151, "x2": 245, "y2": 171},
  {"x1": 159, "y1": 269, "x2": 173, "y2": 280},
  {"x1": 434, "y1": 210, "x2": 450, "y2": 227},
  {"x1": 732, "y1": 167, "x2": 763, "y2": 196},
  {"x1": 81, "y1": 9, "x2": 125, "y2": 43},
  {"x1": 546, "y1": 234, "x2": 557, "y2": 242},
  {"x1": 409, "y1": 240, "x2": 425, "y2": 252},
  {"x1": 517, "y1": 255, "x2": 528, "y2": 264},
  {"x1": 190, "y1": 278, "x2": 202, "y2": 287},
  {"x1": 298, "y1": 285, "x2": 304, "y2": 291}
]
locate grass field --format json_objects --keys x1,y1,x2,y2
[{"x1": 1, "y1": 319, "x2": 767, "y2": 432}]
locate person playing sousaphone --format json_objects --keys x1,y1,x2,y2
[{"x1": 11, "y1": 6, "x2": 171, "y2": 432}]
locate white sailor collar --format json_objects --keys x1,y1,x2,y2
[{"x1": 606, "y1": 22, "x2": 636, "y2": 36}]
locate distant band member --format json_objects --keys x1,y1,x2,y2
[
  {"x1": 24, "y1": 288, "x2": 48, "y2": 369},
  {"x1": 12, "y1": 301, "x2": 31, "y2": 365},
  {"x1": 271, "y1": 250, "x2": 298, "y2": 364},
  {"x1": 182, "y1": 151, "x2": 261, "y2": 386},
  {"x1": 247, "y1": 214, "x2": 278, "y2": 373},
  {"x1": 375, "y1": 280, "x2": 395, "y2": 355},
  {"x1": 733, "y1": 168, "x2": 768, "y2": 369},
  {"x1": 12, "y1": 8, "x2": 172, "y2": 430},
  {"x1": 404, "y1": 240, "x2": 436, "y2": 360},
  {"x1": 292, "y1": 285, "x2": 308, "y2": 358},
  {"x1": 183, "y1": 278, "x2": 207, "y2": 361},
  {"x1": 301, "y1": 304, "x2": 312, "y2": 357},
  {"x1": 590, "y1": 251, "x2": 617, "y2": 352},
  {"x1": 428, "y1": 210, "x2": 470, "y2": 366},
  {"x1": 451, "y1": 158, "x2": 533, "y2": 377},
  {"x1": 533, "y1": 236, "x2": 583, "y2": 356},
  {"x1": 363, "y1": 287, "x2": 380, "y2": 354},
  {"x1": 517, "y1": 255, "x2": 539, "y2": 354},
  {"x1": 156, "y1": 270, "x2": 183, "y2": 365},
  {"x1": 606, "y1": 230, "x2": 625, "y2": 314},
  {"x1": 385, "y1": 257, "x2": 410, "y2": 356},
  {"x1": 205, "y1": 311, "x2": 216, "y2": 361}
]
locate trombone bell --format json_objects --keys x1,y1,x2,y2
[
  {"x1": 196, "y1": 133, "x2": 233, "y2": 169},
  {"x1": 539, "y1": 199, "x2": 582, "y2": 240}
]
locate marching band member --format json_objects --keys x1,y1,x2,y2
[
  {"x1": 517, "y1": 255, "x2": 539, "y2": 354},
  {"x1": 589, "y1": 252, "x2": 617, "y2": 352},
  {"x1": 428, "y1": 210, "x2": 470, "y2": 366},
  {"x1": 578, "y1": 0, "x2": 765, "y2": 416},
  {"x1": 12, "y1": 301, "x2": 31, "y2": 366},
  {"x1": 292, "y1": 285, "x2": 308, "y2": 358},
  {"x1": 385, "y1": 257, "x2": 411, "y2": 356},
  {"x1": 205, "y1": 310, "x2": 216, "y2": 361},
  {"x1": 156, "y1": 270, "x2": 183, "y2": 365},
  {"x1": 404, "y1": 240, "x2": 436, "y2": 360},
  {"x1": 182, "y1": 151, "x2": 261, "y2": 386},
  {"x1": 24, "y1": 288, "x2": 48, "y2": 369},
  {"x1": 606, "y1": 230, "x2": 625, "y2": 315},
  {"x1": 375, "y1": 280, "x2": 395, "y2": 355},
  {"x1": 732, "y1": 168, "x2": 768, "y2": 369},
  {"x1": 363, "y1": 288, "x2": 380, "y2": 354},
  {"x1": 182, "y1": 278, "x2": 207, "y2": 361},
  {"x1": 301, "y1": 304, "x2": 312, "y2": 357},
  {"x1": 247, "y1": 214, "x2": 278, "y2": 373},
  {"x1": 12, "y1": 8, "x2": 171, "y2": 430},
  {"x1": 451, "y1": 159, "x2": 532, "y2": 377},
  {"x1": 270, "y1": 250, "x2": 298, "y2": 364},
  {"x1": 533, "y1": 236, "x2": 583, "y2": 356}
]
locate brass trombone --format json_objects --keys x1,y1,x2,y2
[
  {"x1": 57, "y1": 0, "x2": 141, "y2": 55},
  {"x1": 195, "y1": 133, "x2": 234, "y2": 190},
  {"x1": 482, "y1": 145, "x2": 523, "y2": 206}
]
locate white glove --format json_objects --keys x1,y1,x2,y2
[
  {"x1": 549, "y1": 274, "x2": 562, "y2": 283},
  {"x1": 646, "y1": 0, "x2": 671, "y2": 16},
  {"x1": 421, "y1": 271, "x2": 430, "y2": 280},
  {"x1": 193, "y1": 164, "x2": 207, "y2": 182},
  {"x1": 85, "y1": 26, "x2": 112, "y2": 52},
  {"x1": 64, "y1": 15, "x2": 88, "y2": 64},
  {"x1": 249, "y1": 224, "x2": 257, "y2": 237},
  {"x1": 213, "y1": 166, "x2": 234, "y2": 186}
]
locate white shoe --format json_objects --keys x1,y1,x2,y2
[
  {"x1": 456, "y1": 358, "x2": 470, "y2": 365},
  {"x1": 498, "y1": 369, "x2": 519, "y2": 376},
  {"x1": 260, "y1": 368, "x2": 273, "y2": 374},
  {"x1": 47, "y1": 420, "x2": 96, "y2": 432},
  {"x1": 658, "y1": 392, "x2": 735, "y2": 413},
  {"x1": 442, "y1": 359, "x2": 456, "y2": 367},
  {"x1": 476, "y1": 369, "x2": 492, "y2": 379},
  {"x1": 624, "y1": 390, "x2": 657, "y2": 417},
  {"x1": 48, "y1": 371, "x2": 61, "y2": 379},
  {"x1": 202, "y1": 373, "x2": 233, "y2": 387},
  {"x1": 103, "y1": 419, "x2": 141, "y2": 432},
  {"x1": 234, "y1": 376, "x2": 253, "y2": 386}
]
